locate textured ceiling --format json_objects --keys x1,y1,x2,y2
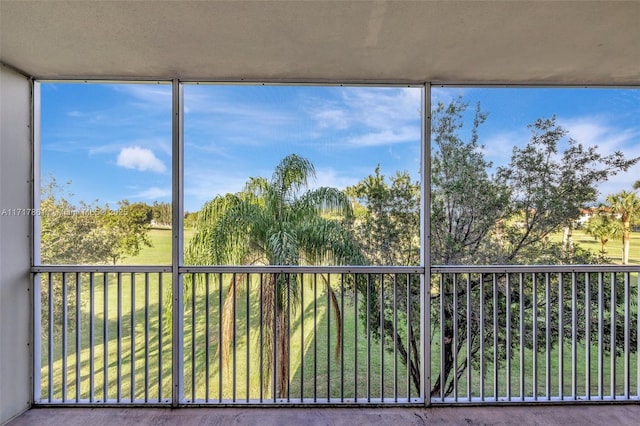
[{"x1": 1, "y1": 0, "x2": 639, "y2": 84}]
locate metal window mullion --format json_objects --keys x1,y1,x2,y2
[
  {"x1": 171, "y1": 78, "x2": 184, "y2": 407},
  {"x1": 32, "y1": 81, "x2": 43, "y2": 404},
  {"x1": 421, "y1": 82, "x2": 431, "y2": 406}
]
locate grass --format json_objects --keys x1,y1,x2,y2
[
  {"x1": 550, "y1": 229, "x2": 640, "y2": 265},
  {"x1": 39, "y1": 227, "x2": 640, "y2": 403}
]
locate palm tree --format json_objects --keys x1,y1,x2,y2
[
  {"x1": 186, "y1": 154, "x2": 363, "y2": 397},
  {"x1": 583, "y1": 209, "x2": 622, "y2": 254},
  {"x1": 606, "y1": 190, "x2": 640, "y2": 264}
]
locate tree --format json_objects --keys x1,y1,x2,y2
[
  {"x1": 350, "y1": 97, "x2": 638, "y2": 397},
  {"x1": 346, "y1": 167, "x2": 422, "y2": 390},
  {"x1": 98, "y1": 200, "x2": 153, "y2": 264},
  {"x1": 583, "y1": 209, "x2": 622, "y2": 254},
  {"x1": 606, "y1": 189, "x2": 640, "y2": 264},
  {"x1": 185, "y1": 154, "x2": 364, "y2": 397}
]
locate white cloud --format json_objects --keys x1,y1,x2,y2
[
  {"x1": 345, "y1": 126, "x2": 420, "y2": 147},
  {"x1": 116, "y1": 146, "x2": 167, "y2": 173},
  {"x1": 133, "y1": 186, "x2": 172, "y2": 199}
]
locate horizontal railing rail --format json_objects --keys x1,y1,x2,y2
[{"x1": 33, "y1": 263, "x2": 640, "y2": 406}]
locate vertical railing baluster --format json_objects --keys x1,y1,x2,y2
[
  {"x1": 233, "y1": 273, "x2": 237, "y2": 403},
  {"x1": 191, "y1": 273, "x2": 196, "y2": 402},
  {"x1": 479, "y1": 273, "x2": 485, "y2": 402},
  {"x1": 532, "y1": 273, "x2": 537, "y2": 401},
  {"x1": 75, "y1": 272, "x2": 81, "y2": 402},
  {"x1": 624, "y1": 272, "x2": 630, "y2": 399},
  {"x1": 366, "y1": 273, "x2": 371, "y2": 402},
  {"x1": 506, "y1": 273, "x2": 511, "y2": 401},
  {"x1": 452, "y1": 273, "x2": 458, "y2": 402},
  {"x1": 341, "y1": 273, "x2": 345, "y2": 402},
  {"x1": 466, "y1": 273, "x2": 472, "y2": 402},
  {"x1": 219, "y1": 273, "x2": 223, "y2": 403},
  {"x1": 585, "y1": 273, "x2": 591, "y2": 401},
  {"x1": 519, "y1": 273, "x2": 525, "y2": 401},
  {"x1": 131, "y1": 273, "x2": 136, "y2": 402},
  {"x1": 355, "y1": 273, "x2": 359, "y2": 402},
  {"x1": 406, "y1": 274, "x2": 411, "y2": 402},
  {"x1": 558, "y1": 273, "x2": 564, "y2": 400},
  {"x1": 327, "y1": 273, "x2": 331, "y2": 402},
  {"x1": 611, "y1": 272, "x2": 617, "y2": 399},
  {"x1": 493, "y1": 274, "x2": 498, "y2": 400},
  {"x1": 313, "y1": 273, "x2": 318, "y2": 403},
  {"x1": 62, "y1": 272, "x2": 68, "y2": 403},
  {"x1": 158, "y1": 273, "x2": 163, "y2": 402},
  {"x1": 205, "y1": 273, "x2": 210, "y2": 403},
  {"x1": 273, "y1": 273, "x2": 278, "y2": 403},
  {"x1": 89, "y1": 273, "x2": 95, "y2": 403},
  {"x1": 259, "y1": 273, "x2": 264, "y2": 403},
  {"x1": 286, "y1": 273, "x2": 291, "y2": 403},
  {"x1": 598, "y1": 272, "x2": 604, "y2": 399},
  {"x1": 572, "y1": 272, "x2": 577, "y2": 400},
  {"x1": 117, "y1": 272, "x2": 122, "y2": 403},
  {"x1": 440, "y1": 273, "x2": 445, "y2": 402},
  {"x1": 144, "y1": 273, "x2": 150, "y2": 403},
  {"x1": 380, "y1": 273, "x2": 385, "y2": 402},
  {"x1": 48, "y1": 272, "x2": 53, "y2": 402},
  {"x1": 545, "y1": 273, "x2": 551, "y2": 400},
  {"x1": 246, "y1": 272, "x2": 250, "y2": 403},
  {"x1": 299, "y1": 273, "x2": 304, "y2": 403},
  {"x1": 393, "y1": 274, "x2": 398, "y2": 402},
  {"x1": 103, "y1": 273, "x2": 109, "y2": 403}
]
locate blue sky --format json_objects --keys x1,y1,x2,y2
[{"x1": 40, "y1": 83, "x2": 639, "y2": 212}]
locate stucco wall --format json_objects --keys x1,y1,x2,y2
[{"x1": 0, "y1": 65, "x2": 32, "y2": 424}]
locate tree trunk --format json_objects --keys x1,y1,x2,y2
[
  {"x1": 622, "y1": 220, "x2": 631, "y2": 264},
  {"x1": 275, "y1": 305, "x2": 290, "y2": 399},
  {"x1": 430, "y1": 329, "x2": 454, "y2": 397}
]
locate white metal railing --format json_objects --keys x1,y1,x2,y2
[
  {"x1": 32, "y1": 264, "x2": 640, "y2": 406},
  {"x1": 430, "y1": 265, "x2": 640, "y2": 403}
]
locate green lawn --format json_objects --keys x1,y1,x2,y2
[{"x1": 39, "y1": 227, "x2": 640, "y2": 402}]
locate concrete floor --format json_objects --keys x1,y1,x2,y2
[{"x1": 7, "y1": 405, "x2": 640, "y2": 426}]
